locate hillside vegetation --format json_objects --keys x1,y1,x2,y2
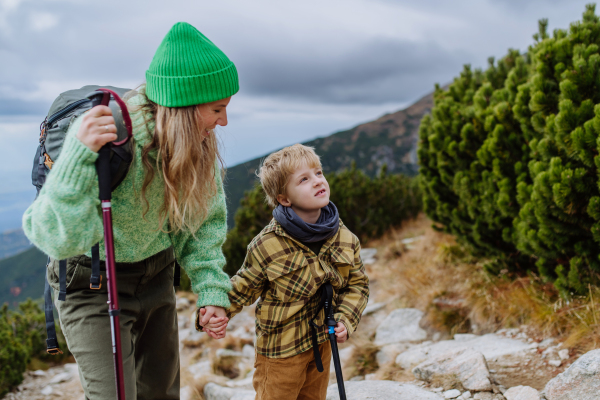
[
  {"x1": 222, "y1": 165, "x2": 421, "y2": 276},
  {"x1": 0, "y1": 247, "x2": 47, "y2": 308},
  {"x1": 0, "y1": 229, "x2": 30, "y2": 260},
  {"x1": 224, "y1": 92, "x2": 432, "y2": 227},
  {"x1": 366, "y1": 214, "x2": 600, "y2": 357},
  {"x1": 419, "y1": 4, "x2": 600, "y2": 295}
]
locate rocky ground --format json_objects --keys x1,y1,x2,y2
[{"x1": 3, "y1": 246, "x2": 600, "y2": 400}]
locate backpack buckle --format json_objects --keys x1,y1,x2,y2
[
  {"x1": 46, "y1": 347, "x2": 64, "y2": 355},
  {"x1": 90, "y1": 275, "x2": 102, "y2": 290},
  {"x1": 46, "y1": 338, "x2": 63, "y2": 355}
]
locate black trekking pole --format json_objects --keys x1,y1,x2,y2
[
  {"x1": 323, "y1": 283, "x2": 347, "y2": 400},
  {"x1": 88, "y1": 88, "x2": 132, "y2": 400}
]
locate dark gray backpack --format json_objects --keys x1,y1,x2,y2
[{"x1": 33, "y1": 85, "x2": 133, "y2": 196}]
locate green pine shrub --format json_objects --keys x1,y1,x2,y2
[
  {"x1": 419, "y1": 4, "x2": 600, "y2": 295},
  {"x1": 0, "y1": 300, "x2": 70, "y2": 396},
  {"x1": 223, "y1": 164, "x2": 421, "y2": 276}
]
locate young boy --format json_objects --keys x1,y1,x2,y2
[{"x1": 200, "y1": 144, "x2": 369, "y2": 400}]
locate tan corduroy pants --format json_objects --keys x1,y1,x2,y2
[{"x1": 253, "y1": 341, "x2": 332, "y2": 400}]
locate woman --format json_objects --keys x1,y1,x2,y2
[{"x1": 22, "y1": 22, "x2": 236, "y2": 399}]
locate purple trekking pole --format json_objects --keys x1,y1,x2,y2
[{"x1": 88, "y1": 88, "x2": 132, "y2": 400}]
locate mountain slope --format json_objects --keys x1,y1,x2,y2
[
  {"x1": 0, "y1": 246, "x2": 47, "y2": 307},
  {"x1": 223, "y1": 91, "x2": 433, "y2": 227},
  {"x1": 0, "y1": 228, "x2": 31, "y2": 260}
]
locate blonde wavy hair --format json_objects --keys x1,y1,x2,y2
[
  {"x1": 258, "y1": 144, "x2": 321, "y2": 209},
  {"x1": 129, "y1": 86, "x2": 223, "y2": 233}
]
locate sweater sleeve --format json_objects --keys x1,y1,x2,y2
[
  {"x1": 334, "y1": 236, "x2": 370, "y2": 338},
  {"x1": 226, "y1": 248, "x2": 267, "y2": 319},
  {"x1": 170, "y1": 167, "x2": 232, "y2": 309},
  {"x1": 22, "y1": 116, "x2": 104, "y2": 260}
]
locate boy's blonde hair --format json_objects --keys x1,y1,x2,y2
[{"x1": 258, "y1": 144, "x2": 322, "y2": 208}]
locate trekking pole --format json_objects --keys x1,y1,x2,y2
[
  {"x1": 323, "y1": 283, "x2": 347, "y2": 400},
  {"x1": 89, "y1": 88, "x2": 132, "y2": 400}
]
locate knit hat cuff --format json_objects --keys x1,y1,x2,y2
[{"x1": 145, "y1": 63, "x2": 239, "y2": 107}]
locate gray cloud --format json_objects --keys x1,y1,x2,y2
[
  {"x1": 236, "y1": 38, "x2": 467, "y2": 104},
  {"x1": 0, "y1": 0, "x2": 594, "y2": 116}
]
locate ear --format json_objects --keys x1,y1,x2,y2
[{"x1": 277, "y1": 193, "x2": 292, "y2": 207}]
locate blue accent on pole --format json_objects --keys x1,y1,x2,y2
[{"x1": 329, "y1": 326, "x2": 335, "y2": 334}]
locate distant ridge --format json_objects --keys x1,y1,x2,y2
[
  {"x1": 0, "y1": 228, "x2": 31, "y2": 260},
  {"x1": 0, "y1": 246, "x2": 46, "y2": 307},
  {"x1": 223, "y1": 91, "x2": 433, "y2": 227}
]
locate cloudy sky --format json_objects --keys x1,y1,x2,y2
[{"x1": 0, "y1": 0, "x2": 592, "y2": 232}]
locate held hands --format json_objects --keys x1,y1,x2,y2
[
  {"x1": 334, "y1": 322, "x2": 348, "y2": 343},
  {"x1": 76, "y1": 106, "x2": 118, "y2": 153},
  {"x1": 199, "y1": 306, "x2": 229, "y2": 339}
]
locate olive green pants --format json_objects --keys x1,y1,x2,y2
[{"x1": 48, "y1": 248, "x2": 180, "y2": 400}]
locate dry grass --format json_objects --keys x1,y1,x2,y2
[
  {"x1": 429, "y1": 373, "x2": 464, "y2": 391},
  {"x1": 343, "y1": 338, "x2": 379, "y2": 378},
  {"x1": 365, "y1": 213, "x2": 600, "y2": 355}
]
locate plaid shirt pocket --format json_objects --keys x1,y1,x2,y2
[{"x1": 266, "y1": 252, "x2": 318, "y2": 303}]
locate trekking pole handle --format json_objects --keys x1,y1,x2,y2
[
  {"x1": 88, "y1": 88, "x2": 132, "y2": 202},
  {"x1": 87, "y1": 88, "x2": 133, "y2": 146}
]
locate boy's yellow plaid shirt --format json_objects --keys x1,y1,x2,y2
[{"x1": 219, "y1": 218, "x2": 369, "y2": 358}]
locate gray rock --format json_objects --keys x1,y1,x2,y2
[
  {"x1": 216, "y1": 349, "x2": 243, "y2": 358},
  {"x1": 63, "y1": 363, "x2": 79, "y2": 374},
  {"x1": 188, "y1": 360, "x2": 212, "y2": 380},
  {"x1": 374, "y1": 308, "x2": 427, "y2": 345},
  {"x1": 543, "y1": 349, "x2": 600, "y2": 400},
  {"x1": 331, "y1": 346, "x2": 355, "y2": 373},
  {"x1": 396, "y1": 333, "x2": 533, "y2": 369},
  {"x1": 444, "y1": 389, "x2": 462, "y2": 398},
  {"x1": 473, "y1": 394, "x2": 505, "y2": 400},
  {"x1": 242, "y1": 344, "x2": 255, "y2": 359},
  {"x1": 204, "y1": 383, "x2": 255, "y2": 400},
  {"x1": 412, "y1": 348, "x2": 492, "y2": 391},
  {"x1": 226, "y1": 312, "x2": 255, "y2": 332},
  {"x1": 504, "y1": 385, "x2": 540, "y2": 400},
  {"x1": 396, "y1": 344, "x2": 430, "y2": 369},
  {"x1": 360, "y1": 248, "x2": 377, "y2": 264},
  {"x1": 229, "y1": 325, "x2": 255, "y2": 341},
  {"x1": 31, "y1": 370, "x2": 46, "y2": 377},
  {"x1": 454, "y1": 334, "x2": 479, "y2": 341},
  {"x1": 40, "y1": 386, "x2": 53, "y2": 396},
  {"x1": 180, "y1": 386, "x2": 194, "y2": 400},
  {"x1": 181, "y1": 329, "x2": 207, "y2": 347},
  {"x1": 49, "y1": 371, "x2": 72, "y2": 384},
  {"x1": 558, "y1": 349, "x2": 569, "y2": 360},
  {"x1": 326, "y1": 381, "x2": 443, "y2": 399},
  {"x1": 176, "y1": 297, "x2": 191, "y2": 311},
  {"x1": 362, "y1": 301, "x2": 386, "y2": 316},
  {"x1": 548, "y1": 359, "x2": 562, "y2": 367},
  {"x1": 459, "y1": 391, "x2": 472, "y2": 399},
  {"x1": 376, "y1": 343, "x2": 409, "y2": 366}
]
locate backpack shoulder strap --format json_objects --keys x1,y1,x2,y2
[{"x1": 44, "y1": 258, "x2": 63, "y2": 355}]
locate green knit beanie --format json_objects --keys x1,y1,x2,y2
[{"x1": 146, "y1": 22, "x2": 239, "y2": 107}]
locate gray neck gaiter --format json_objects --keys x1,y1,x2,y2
[{"x1": 272, "y1": 201, "x2": 340, "y2": 243}]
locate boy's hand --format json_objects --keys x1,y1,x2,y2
[
  {"x1": 334, "y1": 322, "x2": 348, "y2": 343},
  {"x1": 199, "y1": 307, "x2": 229, "y2": 339}
]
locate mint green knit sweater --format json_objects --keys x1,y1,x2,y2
[{"x1": 22, "y1": 94, "x2": 231, "y2": 309}]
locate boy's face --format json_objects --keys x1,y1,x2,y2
[{"x1": 277, "y1": 163, "x2": 330, "y2": 213}]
